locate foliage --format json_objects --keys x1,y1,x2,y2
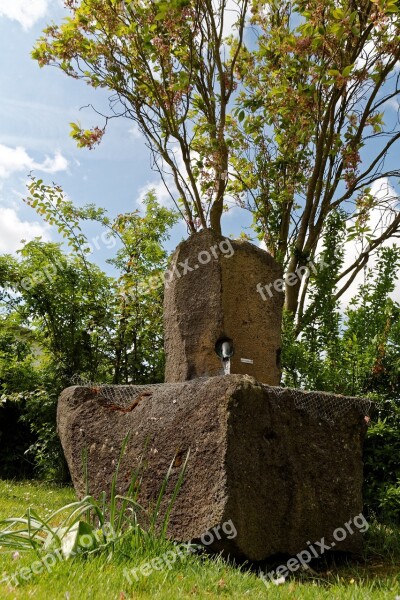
[
  {"x1": 282, "y1": 210, "x2": 347, "y2": 390},
  {"x1": 0, "y1": 238, "x2": 116, "y2": 387},
  {"x1": 104, "y1": 191, "x2": 178, "y2": 383},
  {"x1": 0, "y1": 314, "x2": 41, "y2": 393},
  {"x1": 0, "y1": 240, "x2": 115, "y2": 481},
  {"x1": 0, "y1": 315, "x2": 45, "y2": 479},
  {"x1": 0, "y1": 398, "x2": 36, "y2": 480},
  {"x1": 1, "y1": 388, "x2": 67, "y2": 482},
  {"x1": 233, "y1": 0, "x2": 400, "y2": 318},
  {"x1": 32, "y1": 0, "x2": 400, "y2": 324},
  {"x1": 5, "y1": 0, "x2": 400, "y2": 524},
  {"x1": 25, "y1": 179, "x2": 178, "y2": 384},
  {"x1": 17, "y1": 390, "x2": 70, "y2": 482},
  {"x1": 363, "y1": 399, "x2": 400, "y2": 524},
  {"x1": 282, "y1": 213, "x2": 400, "y2": 395}
]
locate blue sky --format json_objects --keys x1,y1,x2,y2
[{"x1": 0, "y1": 0, "x2": 252, "y2": 270}]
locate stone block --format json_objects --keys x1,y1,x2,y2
[{"x1": 58, "y1": 375, "x2": 370, "y2": 560}]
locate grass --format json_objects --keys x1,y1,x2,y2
[{"x1": 0, "y1": 479, "x2": 399, "y2": 599}]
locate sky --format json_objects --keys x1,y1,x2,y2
[
  {"x1": 0, "y1": 0, "x2": 251, "y2": 267},
  {"x1": 0, "y1": 0, "x2": 398, "y2": 308},
  {"x1": 0, "y1": 1, "x2": 154, "y2": 257}
]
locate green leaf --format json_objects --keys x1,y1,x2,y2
[{"x1": 342, "y1": 64, "x2": 354, "y2": 78}]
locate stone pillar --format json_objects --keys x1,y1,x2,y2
[{"x1": 163, "y1": 229, "x2": 283, "y2": 385}]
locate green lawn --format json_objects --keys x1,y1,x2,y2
[{"x1": 0, "y1": 480, "x2": 399, "y2": 599}]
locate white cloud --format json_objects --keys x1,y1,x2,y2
[
  {"x1": 0, "y1": 207, "x2": 50, "y2": 253},
  {"x1": 385, "y1": 97, "x2": 400, "y2": 112},
  {"x1": 222, "y1": 0, "x2": 242, "y2": 37},
  {"x1": 136, "y1": 144, "x2": 184, "y2": 210},
  {"x1": 354, "y1": 23, "x2": 400, "y2": 72},
  {"x1": 339, "y1": 178, "x2": 400, "y2": 309},
  {"x1": 0, "y1": 144, "x2": 68, "y2": 179},
  {"x1": 259, "y1": 239, "x2": 267, "y2": 251},
  {"x1": 137, "y1": 178, "x2": 174, "y2": 209},
  {"x1": 39, "y1": 152, "x2": 69, "y2": 173},
  {"x1": 0, "y1": 0, "x2": 51, "y2": 31},
  {"x1": 128, "y1": 124, "x2": 142, "y2": 140}
]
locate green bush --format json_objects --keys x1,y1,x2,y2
[
  {"x1": 0, "y1": 389, "x2": 69, "y2": 483},
  {"x1": 363, "y1": 398, "x2": 400, "y2": 524},
  {"x1": 0, "y1": 397, "x2": 35, "y2": 479}
]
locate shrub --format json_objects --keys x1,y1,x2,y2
[
  {"x1": 0, "y1": 389, "x2": 69, "y2": 482},
  {"x1": 363, "y1": 397, "x2": 400, "y2": 524}
]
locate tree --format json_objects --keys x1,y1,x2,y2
[
  {"x1": 0, "y1": 314, "x2": 43, "y2": 478},
  {"x1": 231, "y1": 0, "x2": 400, "y2": 322},
  {"x1": 33, "y1": 0, "x2": 400, "y2": 327},
  {"x1": 282, "y1": 215, "x2": 400, "y2": 396},
  {"x1": 100, "y1": 190, "x2": 179, "y2": 383},
  {"x1": 0, "y1": 242, "x2": 112, "y2": 480},
  {"x1": 33, "y1": 0, "x2": 249, "y2": 235},
  {"x1": 24, "y1": 178, "x2": 178, "y2": 383},
  {"x1": 0, "y1": 240, "x2": 114, "y2": 385}
]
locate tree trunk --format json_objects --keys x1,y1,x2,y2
[{"x1": 209, "y1": 198, "x2": 223, "y2": 235}]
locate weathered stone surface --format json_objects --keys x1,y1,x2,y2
[
  {"x1": 164, "y1": 229, "x2": 283, "y2": 385},
  {"x1": 58, "y1": 375, "x2": 369, "y2": 560}
]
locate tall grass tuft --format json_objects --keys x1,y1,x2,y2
[{"x1": 0, "y1": 434, "x2": 190, "y2": 561}]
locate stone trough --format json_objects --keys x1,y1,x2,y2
[{"x1": 58, "y1": 374, "x2": 370, "y2": 561}]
